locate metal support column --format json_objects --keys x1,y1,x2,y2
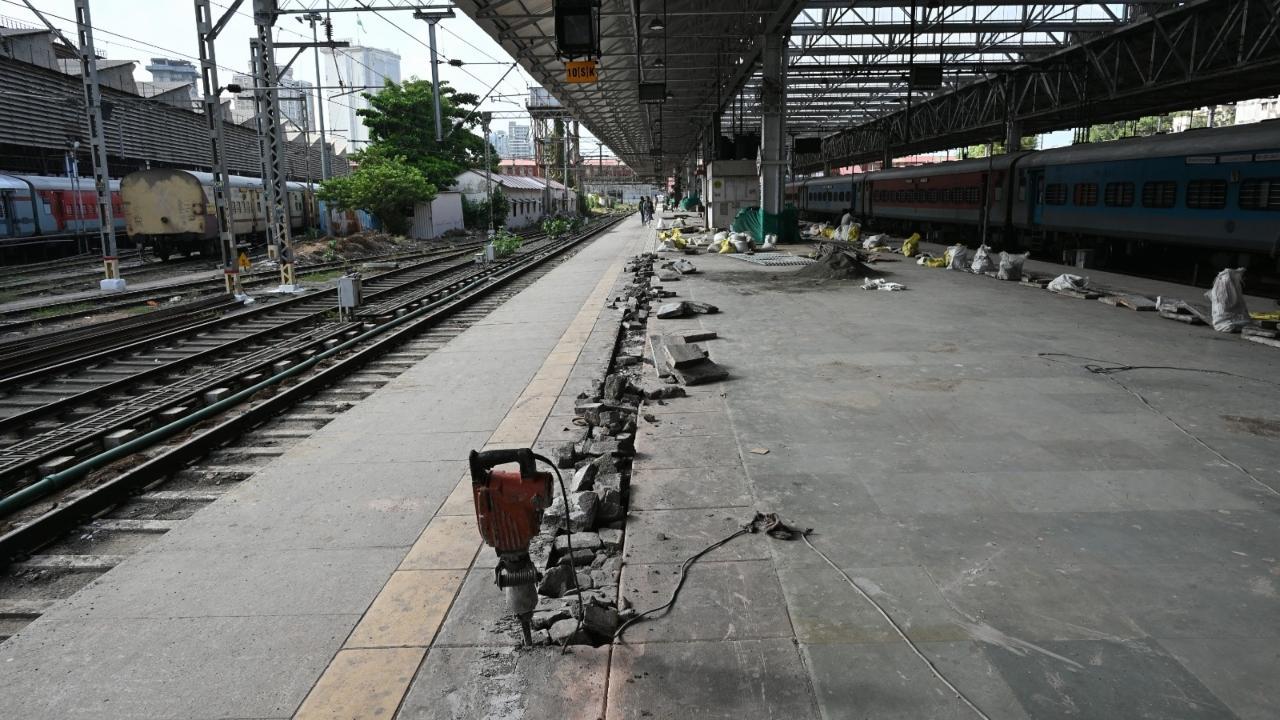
[
  {"x1": 250, "y1": 0, "x2": 295, "y2": 288},
  {"x1": 482, "y1": 112, "x2": 494, "y2": 236},
  {"x1": 304, "y1": 12, "x2": 330, "y2": 180},
  {"x1": 73, "y1": 0, "x2": 124, "y2": 291},
  {"x1": 413, "y1": 8, "x2": 454, "y2": 144},
  {"x1": 196, "y1": 0, "x2": 243, "y2": 295},
  {"x1": 572, "y1": 120, "x2": 581, "y2": 215},
  {"x1": 758, "y1": 31, "x2": 786, "y2": 240}
]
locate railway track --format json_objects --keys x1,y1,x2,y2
[
  {"x1": 0, "y1": 213, "x2": 625, "y2": 641},
  {"x1": 0, "y1": 242, "x2": 483, "y2": 332},
  {"x1": 0, "y1": 253, "x2": 237, "y2": 298}
]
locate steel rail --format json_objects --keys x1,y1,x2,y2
[
  {"x1": 0, "y1": 244, "x2": 481, "y2": 330},
  {"x1": 0, "y1": 247, "x2": 481, "y2": 393}
]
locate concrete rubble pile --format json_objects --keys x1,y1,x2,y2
[{"x1": 525, "y1": 253, "x2": 685, "y2": 647}]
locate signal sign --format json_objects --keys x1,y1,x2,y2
[{"x1": 565, "y1": 60, "x2": 598, "y2": 84}]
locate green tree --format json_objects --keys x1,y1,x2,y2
[
  {"x1": 354, "y1": 79, "x2": 495, "y2": 190},
  {"x1": 318, "y1": 156, "x2": 435, "y2": 235},
  {"x1": 461, "y1": 186, "x2": 509, "y2": 231}
]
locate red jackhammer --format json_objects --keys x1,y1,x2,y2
[{"x1": 469, "y1": 448, "x2": 557, "y2": 646}]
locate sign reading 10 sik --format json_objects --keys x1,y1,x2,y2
[{"x1": 565, "y1": 60, "x2": 598, "y2": 84}]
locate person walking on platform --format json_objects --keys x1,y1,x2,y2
[{"x1": 639, "y1": 197, "x2": 653, "y2": 226}]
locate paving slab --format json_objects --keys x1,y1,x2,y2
[
  {"x1": 983, "y1": 637, "x2": 1237, "y2": 719},
  {"x1": 399, "y1": 645, "x2": 610, "y2": 720},
  {"x1": 617, "y1": 560, "x2": 793, "y2": 643},
  {"x1": 0, "y1": 614, "x2": 353, "y2": 720},
  {"x1": 623, "y1": 508, "x2": 770, "y2": 565},
  {"x1": 627, "y1": 465, "x2": 754, "y2": 511},
  {"x1": 607, "y1": 639, "x2": 818, "y2": 720},
  {"x1": 804, "y1": 640, "x2": 1030, "y2": 720}
]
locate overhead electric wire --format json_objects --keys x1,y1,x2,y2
[{"x1": 1, "y1": 0, "x2": 372, "y2": 128}]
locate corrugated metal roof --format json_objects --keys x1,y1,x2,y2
[
  {"x1": 455, "y1": 170, "x2": 569, "y2": 193},
  {"x1": 0, "y1": 56, "x2": 349, "y2": 181}
]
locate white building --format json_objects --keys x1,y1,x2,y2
[
  {"x1": 145, "y1": 58, "x2": 198, "y2": 84},
  {"x1": 1236, "y1": 96, "x2": 1280, "y2": 125},
  {"x1": 506, "y1": 123, "x2": 533, "y2": 159},
  {"x1": 410, "y1": 192, "x2": 465, "y2": 240},
  {"x1": 453, "y1": 170, "x2": 575, "y2": 229},
  {"x1": 322, "y1": 45, "x2": 401, "y2": 151},
  {"x1": 230, "y1": 66, "x2": 315, "y2": 129},
  {"x1": 487, "y1": 129, "x2": 508, "y2": 158}
]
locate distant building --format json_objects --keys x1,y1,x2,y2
[
  {"x1": 322, "y1": 44, "x2": 400, "y2": 151},
  {"x1": 487, "y1": 129, "x2": 508, "y2": 158},
  {"x1": 506, "y1": 123, "x2": 533, "y2": 159},
  {"x1": 453, "y1": 170, "x2": 574, "y2": 227},
  {"x1": 498, "y1": 158, "x2": 539, "y2": 177},
  {"x1": 581, "y1": 157, "x2": 634, "y2": 181},
  {"x1": 1235, "y1": 96, "x2": 1280, "y2": 125},
  {"x1": 230, "y1": 66, "x2": 315, "y2": 130},
  {"x1": 146, "y1": 58, "x2": 198, "y2": 84}
]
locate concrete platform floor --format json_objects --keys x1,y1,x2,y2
[
  {"x1": 621, "y1": 243, "x2": 1279, "y2": 720},
  {"x1": 0, "y1": 218, "x2": 1276, "y2": 720}
]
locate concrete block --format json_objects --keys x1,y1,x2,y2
[
  {"x1": 203, "y1": 387, "x2": 231, "y2": 404},
  {"x1": 101, "y1": 428, "x2": 138, "y2": 449},
  {"x1": 37, "y1": 455, "x2": 77, "y2": 477}
]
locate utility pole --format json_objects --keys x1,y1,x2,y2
[
  {"x1": 195, "y1": 0, "x2": 243, "y2": 296},
  {"x1": 250, "y1": 0, "x2": 295, "y2": 289},
  {"x1": 482, "y1": 112, "x2": 493, "y2": 236},
  {"x1": 413, "y1": 8, "x2": 455, "y2": 143},
  {"x1": 303, "y1": 11, "x2": 330, "y2": 180},
  {"x1": 72, "y1": 0, "x2": 124, "y2": 291}
]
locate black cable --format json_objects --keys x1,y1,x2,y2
[
  {"x1": 1036, "y1": 352, "x2": 1280, "y2": 390},
  {"x1": 532, "y1": 452, "x2": 586, "y2": 650}
]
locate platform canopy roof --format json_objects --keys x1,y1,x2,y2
[
  {"x1": 456, "y1": 0, "x2": 804, "y2": 178},
  {"x1": 455, "y1": 1, "x2": 1270, "y2": 177}
]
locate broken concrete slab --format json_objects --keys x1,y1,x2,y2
[
  {"x1": 655, "y1": 302, "x2": 689, "y2": 319},
  {"x1": 553, "y1": 532, "x2": 603, "y2": 553},
  {"x1": 663, "y1": 342, "x2": 709, "y2": 369},
  {"x1": 681, "y1": 331, "x2": 718, "y2": 343},
  {"x1": 672, "y1": 358, "x2": 729, "y2": 386}
]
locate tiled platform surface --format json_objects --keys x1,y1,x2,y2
[
  {"x1": 619, "y1": 246, "x2": 1279, "y2": 720},
  {"x1": 0, "y1": 221, "x2": 648, "y2": 720}
]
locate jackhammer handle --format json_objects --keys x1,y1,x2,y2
[{"x1": 469, "y1": 448, "x2": 537, "y2": 484}]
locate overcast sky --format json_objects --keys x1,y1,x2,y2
[{"x1": 3, "y1": 0, "x2": 611, "y2": 154}]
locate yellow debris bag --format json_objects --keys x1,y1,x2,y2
[
  {"x1": 920, "y1": 255, "x2": 946, "y2": 268},
  {"x1": 1251, "y1": 311, "x2": 1280, "y2": 322},
  {"x1": 718, "y1": 239, "x2": 735, "y2": 253},
  {"x1": 847, "y1": 225, "x2": 860, "y2": 242},
  {"x1": 901, "y1": 233, "x2": 920, "y2": 257},
  {"x1": 821, "y1": 227, "x2": 836, "y2": 239}
]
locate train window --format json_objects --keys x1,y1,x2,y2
[
  {"x1": 1185, "y1": 179, "x2": 1227, "y2": 209},
  {"x1": 926, "y1": 189, "x2": 939, "y2": 203},
  {"x1": 1141, "y1": 181, "x2": 1177, "y2": 208},
  {"x1": 1239, "y1": 179, "x2": 1280, "y2": 210},
  {"x1": 1043, "y1": 184, "x2": 1067, "y2": 205},
  {"x1": 1072, "y1": 183, "x2": 1098, "y2": 206},
  {"x1": 1104, "y1": 182, "x2": 1134, "y2": 207}
]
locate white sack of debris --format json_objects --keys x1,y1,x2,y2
[
  {"x1": 1047, "y1": 274, "x2": 1091, "y2": 293},
  {"x1": 1207, "y1": 267, "x2": 1251, "y2": 333},
  {"x1": 862, "y1": 278, "x2": 906, "y2": 291}
]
